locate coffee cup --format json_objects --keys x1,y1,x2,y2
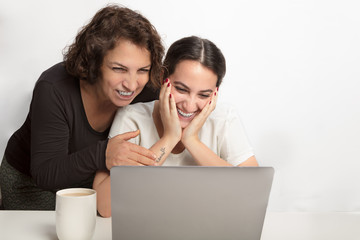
[{"x1": 56, "y1": 188, "x2": 97, "y2": 240}]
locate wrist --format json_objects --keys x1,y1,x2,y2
[
  {"x1": 161, "y1": 134, "x2": 180, "y2": 148},
  {"x1": 181, "y1": 135, "x2": 199, "y2": 148}
]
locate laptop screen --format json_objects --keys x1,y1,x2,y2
[{"x1": 111, "y1": 166, "x2": 274, "y2": 240}]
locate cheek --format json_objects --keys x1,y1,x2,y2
[
  {"x1": 198, "y1": 100, "x2": 209, "y2": 110},
  {"x1": 138, "y1": 75, "x2": 150, "y2": 87},
  {"x1": 100, "y1": 78, "x2": 114, "y2": 95},
  {"x1": 170, "y1": 90, "x2": 184, "y2": 104},
  {"x1": 102, "y1": 72, "x2": 122, "y2": 89}
]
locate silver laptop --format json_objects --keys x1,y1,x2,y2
[{"x1": 110, "y1": 166, "x2": 274, "y2": 240}]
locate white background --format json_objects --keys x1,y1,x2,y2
[{"x1": 1, "y1": 0, "x2": 359, "y2": 212}]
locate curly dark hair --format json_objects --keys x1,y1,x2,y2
[
  {"x1": 63, "y1": 5, "x2": 164, "y2": 89},
  {"x1": 163, "y1": 36, "x2": 226, "y2": 87}
]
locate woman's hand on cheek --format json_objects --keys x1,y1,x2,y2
[
  {"x1": 159, "y1": 79, "x2": 182, "y2": 142},
  {"x1": 181, "y1": 88, "x2": 218, "y2": 145}
]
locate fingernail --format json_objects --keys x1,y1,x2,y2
[
  {"x1": 169, "y1": 93, "x2": 172, "y2": 98},
  {"x1": 167, "y1": 83, "x2": 170, "y2": 87},
  {"x1": 214, "y1": 92, "x2": 217, "y2": 96},
  {"x1": 209, "y1": 101, "x2": 212, "y2": 104},
  {"x1": 165, "y1": 78, "x2": 169, "y2": 83},
  {"x1": 217, "y1": 87, "x2": 219, "y2": 91}
]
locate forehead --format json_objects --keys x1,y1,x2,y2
[
  {"x1": 104, "y1": 39, "x2": 151, "y2": 67},
  {"x1": 171, "y1": 60, "x2": 217, "y2": 89}
]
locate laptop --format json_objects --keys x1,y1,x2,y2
[{"x1": 110, "y1": 166, "x2": 274, "y2": 240}]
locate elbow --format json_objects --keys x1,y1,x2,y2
[
  {"x1": 30, "y1": 168, "x2": 46, "y2": 189},
  {"x1": 237, "y1": 156, "x2": 259, "y2": 167},
  {"x1": 31, "y1": 165, "x2": 65, "y2": 190},
  {"x1": 96, "y1": 191, "x2": 112, "y2": 218},
  {"x1": 98, "y1": 207, "x2": 112, "y2": 218},
  {"x1": 30, "y1": 167, "x2": 54, "y2": 190},
  {"x1": 93, "y1": 172, "x2": 112, "y2": 218}
]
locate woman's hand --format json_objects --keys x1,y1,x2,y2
[
  {"x1": 158, "y1": 79, "x2": 182, "y2": 143},
  {"x1": 105, "y1": 130, "x2": 157, "y2": 170},
  {"x1": 181, "y1": 88, "x2": 218, "y2": 146}
]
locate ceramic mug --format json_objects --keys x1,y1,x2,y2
[{"x1": 56, "y1": 188, "x2": 97, "y2": 240}]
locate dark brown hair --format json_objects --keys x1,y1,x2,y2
[
  {"x1": 163, "y1": 36, "x2": 226, "y2": 87},
  {"x1": 63, "y1": 5, "x2": 164, "y2": 89}
]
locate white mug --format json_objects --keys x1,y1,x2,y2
[{"x1": 56, "y1": 188, "x2": 97, "y2": 240}]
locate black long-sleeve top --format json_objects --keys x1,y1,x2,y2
[{"x1": 4, "y1": 62, "x2": 158, "y2": 190}]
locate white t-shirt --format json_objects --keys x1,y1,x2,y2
[{"x1": 109, "y1": 101, "x2": 254, "y2": 166}]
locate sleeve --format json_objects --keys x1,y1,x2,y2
[
  {"x1": 108, "y1": 107, "x2": 140, "y2": 145},
  {"x1": 219, "y1": 108, "x2": 255, "y2": 166},
  {"x1": 30, "y1": 80, "x2": 107, "y2": 190}
]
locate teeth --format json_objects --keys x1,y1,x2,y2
[
  {"x1": 177, "y1": 108, "x2": 194, "y2": 118},
  {"x1": 118, "y1": 90, "x2": 133, "y2": 96}
]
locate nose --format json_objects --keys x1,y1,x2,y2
[
  {"x1": 122, "y1": 73, "x2": 138, "y2": 92},
  {"x1": 182, "y1": 95, "x2": 199, "y2": 113}
]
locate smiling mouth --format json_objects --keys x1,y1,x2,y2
[
  {"x1": 117, "y1": 90, "x2": 134, "y2": 97},
  {"x1": 177, "y1": 108, "x2": 195, "y2": 118}
]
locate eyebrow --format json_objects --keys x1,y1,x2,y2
[
  {"x1": 174, "y1": 81, "x2": 214, "y2": 93},
  {"x1": 110, "y1": 62, "x2": 151, "y2": 70}
]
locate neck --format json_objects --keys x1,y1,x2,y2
[{"x1": 80, "y1": 80, "x2": 118, "y2": 132}]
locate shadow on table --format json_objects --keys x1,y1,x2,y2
[{"x1": 37, "y1": 223, "x2": 58, "y2": 240}]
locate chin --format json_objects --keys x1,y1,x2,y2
[
  {"x1": 180, "y1": 121, "x2": 190, "y2": 129},
  {"x1": 113, "y1": 98, "x2": 133, "y2": 107}
]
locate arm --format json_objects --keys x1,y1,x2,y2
[
  {"x1": 238, "y1": 156, "x2": 258, "y2": 166},
  {"x1": 183, "y1": 139, "x2": 233, "y2": 166},
  {"x1": 93, "y1": 170, "x2": 111, "y2": 218},
  {"x1": 183, "y1": 132, "x2": 258, "y2": 166},
  {"x1": 30, "y1": 73, "x2": 157, "y2": 190},
  {"x1": 181, "y1": 89, "x2": 228, "y2": 166},
  {"x1": 148, "y1": 79, "x2": 182, "y2": 165},
  {"x1": 182, "y1": 90, "x2": 258, "y2": 167},
  {"x1": 30, "y1": 79, "x2": 107, "y2": 189},
  {"x1": 184, "y1": 138, "x2": 258, "y2": 166}
]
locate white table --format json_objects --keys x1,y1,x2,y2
[
  {"x1": 0, "y1": 211, "x2": 359, "y2": 240},
  {"x1": 0, "y1": 210, "x2": 111, "y2": 240},
  {"x1": 261, "y1": 211, "x2": 360, "y2": 240}
]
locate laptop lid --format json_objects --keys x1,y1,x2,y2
[{"x1": 110, "y1": 166, "x2": 274, "y2": 240}]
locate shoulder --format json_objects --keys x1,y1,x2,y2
[
  {"x1": 208, "y1": 102, "x2": 241, "y2": 122},
  {"x1": 32, "y1": 62, "x2": 79, "y2": 101},
  {"x1": 110, "y1": 101, "x2": 155, "y2": 138},
  {"x1": 30, "y1": 62, "x2": 81, "y2": 115},
  {"x1": 114, "y1": 101, "x2": 155, "y2": 121},
  {"x1": 34, "y1": 62, "x2": 78, "y2": 92},
  {"x1": 121, "y1": 101, "x2": 155, "y2": 115}
]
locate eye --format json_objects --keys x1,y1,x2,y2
[
  {"x1": 112, "y1": 67, "x2": 127, "y2": 72},
  {"x1": 138, "y1": 68, "x2": 150, "y2": 73},
  {"x1": 199, "y1": 94, "x2": 211, "y2": 99},
  {"x1": 175, "y1": 86, "x2": 187, "y2": 93}
]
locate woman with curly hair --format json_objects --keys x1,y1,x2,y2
[{"x1": 0, "y1": 5, "x2": 164, "y2": 210}]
